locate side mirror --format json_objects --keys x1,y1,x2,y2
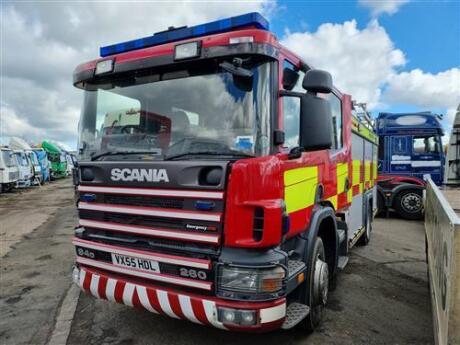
[
  {"x1": 302, "y1": 69, "x2": 333, "y2": 94},
  {"x1": 299, "y1": 93, "x2": 333, "y2": 151},
  {"x1": 282, "y1": 68, "x2": 300, "y2": 91}
]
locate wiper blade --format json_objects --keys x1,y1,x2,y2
[
  {"x1": 90, "y1": 150, "x2": 161, "y2": 161},
  {"x1": 164, "y1": 151, "x2": 253, "y2": 161}
]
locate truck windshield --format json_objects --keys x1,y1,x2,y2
[
  {"x1": 1, "y1": 151, "x2": 15, "y2": 167},
  {"x1": 15, "y1": 153, "x2": 28, "y2": 166},
  {"x1": 78, "y1": 57, "x2": 272, "y2": 161},
  {"x1": 413, "y1": 135, "x2": 442, "y2": 154}
]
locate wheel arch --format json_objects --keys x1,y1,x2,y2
[{"x1": 304, "y1": 206, "x2": 339, "y2": 276}]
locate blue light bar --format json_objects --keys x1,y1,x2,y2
[{"x1": 100, "y1": 12, "x2": 269, "y2": 57}]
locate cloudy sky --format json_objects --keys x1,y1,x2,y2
[{"x1": 1, "y1": 0, "x2": 459, "y2": 149}]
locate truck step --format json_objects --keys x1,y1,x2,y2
[
  {"x1": 337, "y1": 255, "x2": 349, "y2": 270},
  {"x1": 288, "y1": 260, "x2": 306, "y2": 277},
  {"x1": 286, "y1": 260, "x2": 307, "y2": 294},
  {"x1": 281, "y1": 302, "x2": 310, "y2": 330},
  {"x1": 337, "y1": 229, "x2": 346, "y2": 244}
]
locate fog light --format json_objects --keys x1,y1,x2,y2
[
  {"x1": 240, "y1": 311, "x2": 255, "y2": 325},
  {"x1": 217, "y1": 307, "x2": 257, "y2": 326},
  {"x1": 222, "y1": 309, "x2": 235, "y2": 323},
  {"x1": 72, "y1": 266, "x2": 80, "y2": 284}
]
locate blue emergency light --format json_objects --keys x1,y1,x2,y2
[{"x1": 100, "y1": 12, "x2": 269, "y2": 57}]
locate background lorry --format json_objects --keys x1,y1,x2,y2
[
  {"x1": 71, "y1": 12, "x2": 377, "y2": 333},
  {"x1": 13, "y1": 150, "x2": 33, "y2": 188},
  {"x1": 376, "y1": 112, "x2": 445, "y2": 219},
  {"x1": 10, "y1": 137, "x2": 43, "y2": 185},
  {"x1": 0, "y1": 147, "x2": 19, "y2": 193},
  {"x1": 42, "y1": 140, "x2": 67, "y2": 179}
]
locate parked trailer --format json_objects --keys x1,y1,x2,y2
[
  {"x1": 0, "y1": 147, "x2": 19, "y2": 193},
  {"x1": 71, "y1": 12, "x2": 378, "y2": 332},
  {"x1": 376, "y1": 112, "x2": 445, "y2": 219},
  {"x1": 425, "y1": 179, "x2": 460, "y2": 345}
]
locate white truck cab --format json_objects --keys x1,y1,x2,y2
[
  {"x1": 0, "y1": 147, "x2": 19, "y2": 193},
  {"x1": 13, "y1": 150, "x2": 32, "y2": 188}
]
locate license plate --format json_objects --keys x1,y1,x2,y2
[{"x1": 111, "y1": 253, "x2": 160, "y2": 273}]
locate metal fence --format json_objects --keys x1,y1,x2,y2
[{"x1": 425, "y1": 179, "x2": 460, "y2": 345}]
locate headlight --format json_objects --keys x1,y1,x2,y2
[{"x1": 217, "y1": 265, "x2": 285, "y2": 299}]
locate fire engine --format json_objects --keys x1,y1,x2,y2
[{"x1": 72, "y1": 13, "x2": 378, "y2": 332}]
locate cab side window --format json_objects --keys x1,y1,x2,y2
[
  {"x1": 282, "y1": 61, "x2": 305, "y2": 148},
  {"x1": 326, "y1": 93, "x2": 343, "y2": 150}
]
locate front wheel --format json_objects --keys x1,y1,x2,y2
[
  {"x1": 299, "y1": 237, "x2": 329, "y2": 333},
  {"x1": 394, "y1": 189, "x2": 424, "y2": 220}
]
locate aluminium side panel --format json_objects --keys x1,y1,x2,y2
[{"x1": 347, "y1": 131, "x2": 365, "y2": 240}]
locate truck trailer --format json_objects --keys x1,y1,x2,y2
[
  {"x1": 376, "y1": 112, "x2": 445, "y2": 219},
  {"x1": 71, "y1": 13, "x2": 378, "y2": 333}
]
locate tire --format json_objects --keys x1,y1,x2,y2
[
  {"x1": 376, "y1": 192, "x2": 385, "y2": 216},
  {"x1": 393, "y1": 189, "x2": 424, "y2": 220},
  {"x1": 299, "y1": 237, "x2": 329, "y2": 333},
  {"x1": 358, "y1": 206, "x2": 372, "y2": 246}
]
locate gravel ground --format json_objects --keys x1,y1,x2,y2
[{"x1": 0, "y1": 179, "x2": 434, "y2": 345}]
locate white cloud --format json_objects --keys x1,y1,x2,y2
[
  {"x1": 1, "y1": 1, "x2": 274, "y2": 149},
  {"x1": 385, "y1": 68, "x2": 460, "y2": 130},
  {"x1": 359, "y1": 0, "x2": 410, "y2": 16},
  {"x1": 281, "y1": 20, "x2": 405, "y2": 109}
]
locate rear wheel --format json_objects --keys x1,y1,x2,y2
[
  {"x1": 299, "y1": 237, "x2": 329, "y2": 333},
  {"x1": 394, "y1": 189, "x2": 423, "y2": 220}
]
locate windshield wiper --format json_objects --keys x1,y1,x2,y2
[
  {"x1": 164, "y1": 150, "x2": 254, "y2": 161},
  {"x1": 90, "y1": 150, "x2": 161, "y2": 161}
]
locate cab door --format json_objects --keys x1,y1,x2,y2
[{"x1": 389, "y1": 136, "x2": 412, "y2": 175}]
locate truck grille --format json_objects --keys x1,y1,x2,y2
[{"x1": 75, "y1": 185, "x2": 224, "y2": 291}]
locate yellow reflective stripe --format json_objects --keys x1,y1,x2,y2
[
  {"x1": 284, "y1": 167, "x2": 318, "y2": 213},
  {"x1": 352, "y1": 116, "x2": 378, "y2": 144},
  {"x1": 336, "y1": 162, "x2": 348, "y2": 194},
  {"x1": 284, "y1": 167, "x2": 318, "y2": 186},
  {"x1": 327, "y1": 195, "x2": 338, "y2": 209},
  {"x1": 352, "y1": 160, "x2": 361, "y2": 186},
  {"x1": 347, "y1": 188, "x2": 353, "y2": 203},
  {"x1": 364, "y1": 161, "x2": 371, "y2": 185}
]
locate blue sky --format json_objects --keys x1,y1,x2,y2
[
  {"x1": 273, "y1": 1, "x2": 459, "y2": 73},
  {"x1": 1, "y1": 0, "x2": 459, "y2": 148}
]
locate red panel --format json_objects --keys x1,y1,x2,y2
[
  {"x1": 98, "y1": 275, "x2": 108, "y2": 300},
  {"x1": 224, "y1": 155, "x2": 284, "y2": 248},
  {"x1": 190, "y1": 298, "x2": 211, "y2": 326},
  {"x1": 83, "y1": 271, "x2": 92, "y2": 291},
  {"x1": 168, "y1": 294, "x2": 185, "y2": 319},
  {"x1": 114, "y1": 281, "x2": 126, "y2": 303}
]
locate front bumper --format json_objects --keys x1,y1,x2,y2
[
  {"x1": 16, "y1": 179, "x2": 31, "y2": 188},
  {"x1": 73, "y1": 265, "x2": 286, "y2": 332}
]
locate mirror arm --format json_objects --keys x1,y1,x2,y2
[
  {"x1": 288, "y1": 146, "x2": 305, "y2": 159},
  {"x1": 279, "y1": 90, "x2": 304, "y2": 98}
]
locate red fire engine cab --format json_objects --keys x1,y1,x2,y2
[{"x1": 72, "y1": 13, "x2": 378, "y2": 333}]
